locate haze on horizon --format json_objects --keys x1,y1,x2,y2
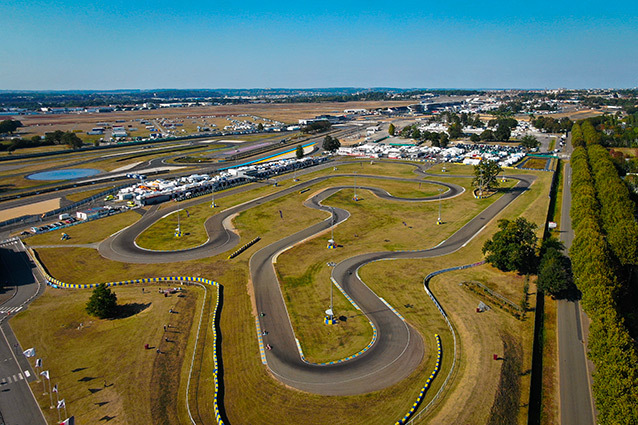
[{"x1": 2, "y1": 0, "x2": 637, "y2": 91}]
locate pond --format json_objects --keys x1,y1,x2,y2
[{"x1": 27, "y1": 168, "x2": 102, "y2": 181}]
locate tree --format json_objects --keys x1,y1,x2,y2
[
  {"x1": 470, "y1": 133, "x2": 481, "y2": 143},
  {"x1": 473, "y1": 159, "x2": 502, "y2": 194},
  {"x1": 61, "y1": 132, "x2": 83, "y2": 149},
  {"x1": 388, "y1": 123, "x2": 395, "y2": 136},
  {"x1": 494, "y1": 124, "x2": 511, "y2": 142},
  {"x1": 482, "y1": 218, "x2": 538, "y2": 274},
  {"x1": 0, "y1": 119, "x2": 22, "y2": 134},
  {"x1": 322, "y1": 135, "x2": 341, "y2": 152},
  {"x1": 520, "y1": 134, "x2": 540, "y2": 150},
  {"x1": 257, "y1": 122, "x2": 264, "y2": 131},
  {"x1": 448, "y1": 122, "x2": 463, "y2": 139},
  {"x1": 295, "y1": 145, "x2": 304, "y2": 159},
  {"x1": 480, "y1": 129, "x2": 494, "y2": 141},
  {"x1": 86, "y1": 283, "x2": 118, "y2": 319},
  {"x1": 537, "y1": 247, "x2": 571, "y2": 295},
  {"x1": 438, "y1": 133, "x2": 449, "y2": 148}
]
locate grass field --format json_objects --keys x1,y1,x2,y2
[
  {"x1": 11, "y1": 284, "x2": 205, "y2": 425},
  {"x1": 26, "y1": 211, "x2": 141, "y2": 246},
  {"x1": 522, "y1": 158, "x2": 550, "y2": 170},
  {"x1": 18, "y1": 160, "x2": 552, "y2": 425}
]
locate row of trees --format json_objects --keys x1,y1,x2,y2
[
  {"x1": 569, "y1": 137, "x2": 638, "y2": 423},
  {"x1": 0, "y1": 130, "x2": 85, "y2": 152},
  {"x1": 300, "y1": 121, "x2": 331, "y2": 134},
  {"x1": 572, "y1": 114, "x2": 638, "y2": 148},
  {"x1": 531, "y1": 116, "x2": 573, "y2": 133}
]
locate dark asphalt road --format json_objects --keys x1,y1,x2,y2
[
  {"x1": 557, "y1": 134, "x2": 596, "y2": 425},
  {"x1": 0, "y1": 239, "x2": 47, "y2": 425},
  {"x1": 98, "y1": 174, "x2": 464, "y2": 264}
]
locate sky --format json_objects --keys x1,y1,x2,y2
[{"x1": 1, "y1": 0, "x2": 637, "y2": 90}]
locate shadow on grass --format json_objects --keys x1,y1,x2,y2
[
  {"x1": 113, "y1": 302, "x2": 151, "y2": 319},
  {"x1": 215, "y1": 285, "x2": 229, "y2": 424}
]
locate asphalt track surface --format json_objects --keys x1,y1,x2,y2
[
  {"x1": 98, "y1": 164, "x2": 536, "y2": 395},
  {"x1": 0, "y1": 240, "x2": 47, "y2": 425}
]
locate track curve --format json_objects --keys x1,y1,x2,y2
[
  {"x1": 98, "y1": 174, "x2": 463, "y2": 263},
  {"x1": 96, "y1": 165, "x2": 535, "y2": 396}
]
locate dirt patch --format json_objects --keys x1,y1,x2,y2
[
  {"x1": 0, "y1": 197, "x2": 60, "y2": 221},
  {"x1": 149, "y1": 291, "x2": 197, "y2": 425},
  {"x1": 487, "y1": 333, "x2": 524, "y2": 425}
]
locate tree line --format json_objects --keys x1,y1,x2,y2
[
  {"x1": 572, "y1": 114, "x2": 638, "y2": 148},
  {"x1": 569, "y1": 129, "x2": 638, "y2": 423},
  {"x1": 0, "y1": 129, "x2": 84, "y2": 152}
]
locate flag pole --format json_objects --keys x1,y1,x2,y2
[
  {"x1": 57, "y1": 403, "x2": 61, "y2": 422},
  {"x1": 48, "y1": 376, "x2": 53, "y2": 408},
  {"x1": 42, "y1": 375, "x2": 46, "y2": 394}
]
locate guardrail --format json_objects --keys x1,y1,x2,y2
[{"x1": 404, "y1": 261, "x2": 485, "y2": 424}]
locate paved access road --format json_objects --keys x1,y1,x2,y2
[
  {"x1": 557, "y1": 134, "x2": 596, "y2": 425},
  {"x1": 0, "y1": 239, "x2": 47, "y2": 425},
  {"x1": 99, "y1": 164, "x2": 534, "y2": 395}
]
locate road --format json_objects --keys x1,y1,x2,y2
[
  {"x1": 557, "y1": 133, "x2": 596, "y2": 425},
  {"x1": 0, "y1": 239, "x2": 47, "y2": 425},
  {"x1": 97, "y1": 163, "x2": 535, "y2": 395}
]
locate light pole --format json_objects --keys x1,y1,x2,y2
[
  {"x1": 437, "y1": 188, "x2": 445, "y2": 225},
  {"x1": 175, "y1": 209, "x2": 182, "y2": 237},
  {"x1": 327, "y1": 207, "x2": 336, "y2": 249},
  {"x1": 325, "y1": 262, "x2": 336, "y2": 324},
  {"x1": 353, "y1": 172, "x2": 358, "y2": 201}
]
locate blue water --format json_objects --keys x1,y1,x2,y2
[{"x1": 28, "y1": 168, "x2": 101, "y2": 181}]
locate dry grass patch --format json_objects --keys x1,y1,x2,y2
[
  {"x1": 26, "y1": 211, "x2": 141, "y2": 246},
  {"x1": 64, "y1": 185, "x2": 116, "y2": 202},
  {"x1": 11, "y1": 284, "x2": 204, "y2": 425}
]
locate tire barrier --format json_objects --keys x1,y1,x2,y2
[
  {"x1": 227, "y1": 237, "x2": 261, "y2": 259},
  {"x1": 395, "y1": 334, "x2": 442, "y2": 425},
  {"x1": 402, "y1": 261, "x2": 485, "y2": 424}
]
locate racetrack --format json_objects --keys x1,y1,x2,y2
[{"x1": 97, "y1": 166, "x2": 535, "y2": 396}]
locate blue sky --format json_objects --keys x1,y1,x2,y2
[{"x1": 1, "y1": 0, "x2": 637, "y2": 90}]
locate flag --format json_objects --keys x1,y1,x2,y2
[
  {"x1": 40, "y1": 370, "x2": 49, "y2": 380},
  {"x1": 23, "y1": 348, "x2": 36, "y2": 357},
  {"x1": 185, "y1": 209, "x2": 189, "y2": 218},
  {"x1": 35, "y1": 358, "x2": 42, "y2": 368},
  {"x1": 52, "y1": 384, "x2": 58, "y2": 393},
  {"x1": 57, "y1": 399, "x2": 65, "y2": 409},
  {"x1": 59, "y1": 417, "x2": 74, "y2": 425}
]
